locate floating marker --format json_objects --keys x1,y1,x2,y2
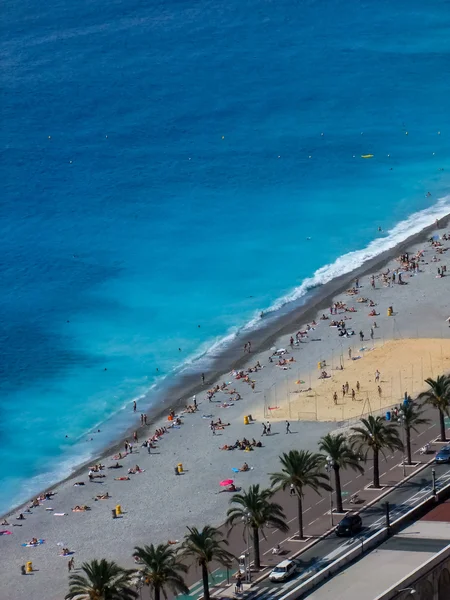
[{"x1": 361, "y1": 154, "x2": 374, "y2": 159}]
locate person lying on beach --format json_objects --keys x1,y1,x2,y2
[
  {"x1": 29, "y1": 538, "x2": 39, "y2": 546},
  {"x1": 1, "y1": 519, "x2": 9, "y2": 526},
  {"x1": 30, "y1": 498, "x2": 40, "y2": 509},
  {"x1": 94, "y1": 493, "x2": 110, "y2": 501},
  {"x1": 114, "y1": 476, "x2": 130, "y2": 481},
  {"x1": 16, "y1": 514, "x2": 25, "y2": 520},
  {"x1": 108, "y1": 462, "x2": 122, "y2": 469},
  {"x1": 219, "y1": 444, "x2": 232, "y2": 451},
  {"x1": 72, "y1": 505, "x2": 90, "y2": 512},
  {"x1": 320, "y1": 314, "x2": 329, "y2": 320},
  {"x1": 368, "y1": 309, "x2": 379, "y2": 316},
  {"x1": 128, "y1": 465, "x2": 144, "y2": 474},
  {"x1": 167, "y1": 539, "x2": 179, "y2": 545},
  {"x1": 60, "y1": 547, "x2": 72, "y2": 556},
  {"x1": 88, "y1": 464, "x2": 105, "y2": 471},
  {"x1": 73, "y1": 482, "x2": 85, "y2": 487},
  {"x1": 240, "y1": 462, "x2": 249, "y2": 472},
  {"x1": 218, "y1": 484, "x2": 237, "y2": 493}
]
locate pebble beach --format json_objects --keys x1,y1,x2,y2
[{"x1": 3, "y1": 218, "x2": 450, "y2": 600}]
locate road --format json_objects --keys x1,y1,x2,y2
[{"x1": 140, "y1": 406, "x2": 448, "y2": 600}]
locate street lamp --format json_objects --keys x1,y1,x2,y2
[
  {"x1": 398, "y1": 410, "x2": 406, "y2": 477},
  {"x1": 241, "y1": 511, "x2": 252, "y2": 582},
  {"x1": 325, "y1": 456, "x2": 334, "y2": 526}
]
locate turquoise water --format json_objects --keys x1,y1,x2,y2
[{"x1": 1, "y1": 0, "x2": 450, "y2": 514}]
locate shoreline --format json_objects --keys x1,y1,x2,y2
[{"x1": 3, "y1": 213, "x2": 450, "y2": 522}]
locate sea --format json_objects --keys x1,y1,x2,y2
[{"x1": 1, "y1": 0, "x2": 450, "y2": 515}]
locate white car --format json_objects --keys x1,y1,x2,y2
[{"x1": 269, "y1": 560, "x2": 297, "y2": 582}]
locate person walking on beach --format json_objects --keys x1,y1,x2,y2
[
  {"x1": 352, "y1": 389, "x2": 356, "y2": 401},
  {"x1": 147, "y1": 440, "x2": 151, "y2": 454},
  {"x1": 133, "y1": 400, "x2": 137, "y2": 413},
  {"x1": 333, "y1": 391, "x2": 338, "y2": 405},
  {"x1": 375, "y1": 369, "x2": 380, "y2": 383},
  {"x1": 286, "y1": 420, "x2": 291, "y2": 434},
  {"x1": 348, "y1": 347, "x2": 352, "y2": 360},
  {"x1": 359, "y1": 330, "x2": 364, "y2": 342},
  {"x1": 355, "y1": 278, "x2": 359, "y2": 288},
  {"x1": 356, "y1": 381, "x2": 360, "y2": 392},
  {"x1": 210, "y1": 421, "x2": 216, "y2": 435},
  {"x1": 193, "y1": 395, "x2": 197, "y2": 410},
  {"x1": 140, "y1": 414, "x2": 144, "y2": 425},
  {"x1": 266, "y1": 421, "x2": 271, "y2": 435},
  {"x1": 124, "y1": 441, "x2": 129, "y2": 453},
  {"x1": 244, "y1": 343, "x2": 248, "y2": 353},
  {"x1": 262, "y1": 423, "x2": 267, "y2": 436},
  {"x1": 370, "y1": 327, "x2": 374, "y2": 340},
  {"x1": 201, "y1": 373, "x2": 205, "y2": 384},
  {"x1": 378, "y1": 385, "x2": 382, "y2": 397},
  {"x1": 248, "y1": 341, "x2": 252, "y2": 353},
  {"x1": 345, "y1": 381, "x2": 349, "y2": 394},
  {"x1": 342, "y1": 384, "x2": 346, "y2": 398},
  {"x1": 144, "y1": 414, "x2": 147, "y2": 425},
  {"x1": 133, "y1": 431, "x2": 138, "y2": 443}
]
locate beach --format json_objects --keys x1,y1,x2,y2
[{"x1": 2, "y1": 218, "x2": 450, "y2": 600}]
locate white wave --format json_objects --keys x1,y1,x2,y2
[
  {"x1": 262, "y1": 195, "x2": 450, "y2": 314},
  {"x1": 170, "y1": 195, "x2": 450, "y2": 371}
]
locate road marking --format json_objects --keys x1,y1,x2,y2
[
  {"x1": 343, "y1": 481, "x2": 353, "y2": 487},
  {"x1": 316, "y1": 498, "x2": 325, "y2": 504},
  {"x1": 308, "y1": 518, "x2": 319, "y2": 525}
]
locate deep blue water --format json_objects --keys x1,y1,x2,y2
[{"x1": 1, "y1": 0, "x2": 450, "y2": 513}]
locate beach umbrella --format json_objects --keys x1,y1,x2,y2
[{"x1": 219, "y1": 479, "x2": 233, "y2": 487}]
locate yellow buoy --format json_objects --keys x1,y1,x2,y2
[{"x1": 361, "y1": 154, "x2": 374, "y2": 159}]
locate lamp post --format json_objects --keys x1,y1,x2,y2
[
  {"x1": 325, "y1": 456, "x2": 334, "y2": 526},
  {"x1": 242, "y1": 512, "x2": 252, "y2": 583},
  {"x1": 398, "y1": 410, "x2": 406, "y2": 477}
]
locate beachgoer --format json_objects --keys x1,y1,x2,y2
[
  {"x1": 144, "y1": 414, "x2": 147, "y2": 425},
  {"x1": 345, "y1": 381, "x2": 349, "y2": 394},
  {"x1": 286, "y1": 420, "x2": 291, "y2": 434},
  {"x1": 202, "y1": 373, "x2": 205, "y2": 384},
  {"x1": 333, "y1": 392, "x2": 338, "y2": 405},
  {"x1": 359, "y1": 330, "x2": 364, "y2": 342},
  {"x1": 262, "y1": 423, "x2": 267, "y2": 436},
  {"x1": 352, "y1": 389, "x2": 356, "y2": 401},
  {"x1": 378, "y1": 385, "x2": 382, "y2": 397},
  {"x1": 290, "y1": 483, "x2": 295, "y2": 496},
  {"x1": 133, "y1": 400, "x2": 137, "y2": 412},
  {"x1": 133, "y1": 431, "x2": 138, "y2": 443},
  {"x1": 375, "y1": 369, "x2": 380, "y2": 382},
  {"x1": 342, "y1": 385, "x2": 346, "y2": 398},
  {"x1": 348, "y1": 347, "x2": 352, "y2": 360},
  {"x1": 266, "y1": 421, "x2": 271, "y2": 435},
  {"x1": 356, "y1": 381, "x2": 360, "y2": 392}
]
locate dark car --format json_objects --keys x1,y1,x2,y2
[
  {"x1": 435, "y1": 446, "x2": 450, "y2": 464},
  {"x1": 335, "y1": 514, "x2": 362, "y2": 536}
]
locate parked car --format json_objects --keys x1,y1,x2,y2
[
  {"x1": 435, "y1": 446, "x2": 450, "y2": 464},
  {"x1": 269, "y1": 560, "x2": 297, "y2": 582},
  {"x1": 335, "y1": 513, "x2": 362, "y2": 536}
]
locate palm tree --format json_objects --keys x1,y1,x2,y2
[
  {"x1": 319, "y1": 434, "x2": 364, "y2": 513},
  {"x1": 180, "y1": 526, "x2": 234, "y2": 600},
  {"x1": 65, "y1": 558, "x2": 137, "y2": 600},
  {"x1": 226, "y1": 484, "x2": 288, "y2": 570},
  {"x1": 350, "y1": 415, "x2": 403, "y2": 488},
  {"x1": 270, "y1": 450, "x2": 330, "y2": 540},
  {"x1": 133, "y1": 543, "x2": 188, "y2": 600},
  {"x1": 398, "y1": 401, "x2": 431, "y2": 464},
  {"x1": 418, "y1": 375, "x2": 450, "y2": 442}
]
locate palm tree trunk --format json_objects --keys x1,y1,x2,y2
[
  {"x1": 252, "y1": 526, "x2": 261, "y2": 570},
  {"x1": 154, "y1": 585, "x2": 161, "y2": 600},
  {"x1": 201, "y1": 562, "x2": 210, "y2": 600},
  {"x1": 406, "y1": 426, "x2": 412, "y2": 465},
  {"x1": 334, "y1": 465, "x2": 343, "y2": 512},
  {"x1": 439, "y1": 409, "x2": 447, "y2": 442},
  {"x1": 373, "y1": 448, "x2": 380, "y2": 488},
  {"x1": 297, "y1": 493, "x2": 304, "y2": 539}
]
